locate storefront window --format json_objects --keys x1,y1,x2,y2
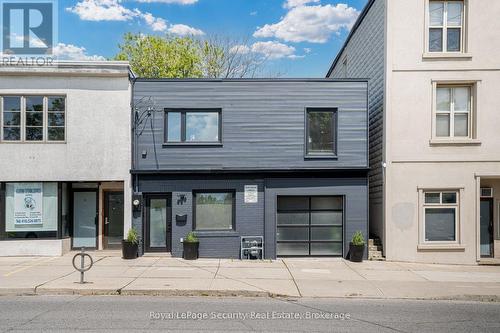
[{"x1": 3, "y1": 182, "x2": 58, "y2": 239}]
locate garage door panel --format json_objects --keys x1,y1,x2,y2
[
  {"x1": 311, "y1": 212, "x2": 343, "y2": 225},
  {"x1": 277, "y1": 197, "x2": 309, "y2": 210},
  {"x1": 277, "y1": 212, "x2": 309, "y2": 225},
  {"x1": 277, "y1": 227, "x2": 309, "y2": 241},
  {"x1": 277, "y1": 243, "x2": 309, "y2": 256},
  {"x1": 310, "y1": 242, "x2": 342, "y2": 256},
  {"x1": 311, "y1": 196, "x2": 342, "y2": 210},
  {"x1": 311, "y1": 226, "x2": 342, "y2": 241}
]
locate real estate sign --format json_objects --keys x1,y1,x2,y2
[{"x1": 14, "y1": 183, "x2": 43, "y2": 225}]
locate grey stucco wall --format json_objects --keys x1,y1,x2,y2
[
  {"x1": 134, "y1": 175, "x2": 368, "y2": 259},
  {"x1": 133, "y1": 79, "x2": 368, "y2": 171},
  {"x1": 328, "y1": 0, "x2": 386, "y2": 242}
]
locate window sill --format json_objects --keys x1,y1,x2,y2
[
  {"x1": 163, "y1": 142, "x2": 223, "y2": 148},
  {"x1": 304, "y1": 154, "x2": 338, "y2": 160},
  {"x1": 422, "y1": 52, "x2": 472, "y2": 60},
  {"x1": 429, "y1": 139, "x2": 481, "y2": 146},
  {"x1": 417, "y1": 244, "x2": 466, "y2": 251},
  {"x1": 194, "y1": 231, "x2": 238, "y2": 238}
]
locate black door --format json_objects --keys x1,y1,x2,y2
[
  {"x1": 104, "y1": 191, "x2": 124, "y2": 249},
  {"x1": 276, "y1": 196, "x2": 344, "y2": 257},
  {"x1": 145, "y1": 195, "x2": 172, "y2": 252},
  {"x1": 480, "y1": 198, "x2": 494, "y2": 258}
]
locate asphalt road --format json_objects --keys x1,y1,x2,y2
[{"x1": 0, "y1": 296, "x2": 499, "y2": 332}]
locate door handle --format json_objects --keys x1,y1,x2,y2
[{"x1": 105, "y1": 217, "x2": 109, "y2": 225}]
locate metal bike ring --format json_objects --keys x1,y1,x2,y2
[{"x1": 72, "y1": 253, "x2": 94, "y2": 273}]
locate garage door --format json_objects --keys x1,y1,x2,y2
[{"x1": 276, "y1": 196, "x2": 343, "y2": 256}]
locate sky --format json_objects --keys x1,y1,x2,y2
[{"x1": 55, "y1": 0, "x2": 368, "y2": 77}]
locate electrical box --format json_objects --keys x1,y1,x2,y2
[{"x1": 240, "y1": 236, "x2": 263, "y2": 260}]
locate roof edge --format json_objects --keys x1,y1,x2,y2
[{"x1": 325, "y1": 0, "x2": 377, "y2": 77}]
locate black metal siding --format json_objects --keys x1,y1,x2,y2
[
  {"x1": 133, "y1": 80, "x2": 368, "y2": 171},
  {"x1": 134, "y1": 175, "x2": 368, "y2": 259}
]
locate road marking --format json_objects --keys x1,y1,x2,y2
[{"x1": 3, "y1": 257, "x2": 57, "y2": 277}]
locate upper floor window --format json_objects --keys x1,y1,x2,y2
[
  {"x1": 428, "y1": 1, "x2": 465, "y2": 53},
  {"x1": 164, "y1": 109, "x2": 221, "y2": 144},
  {"x1": 306, "y1": 108, "x2": 337, "y2": 157},
  {"x1": 1, "y1": 95, "x2": 66, "y2": 142},
  {"x1": 435, "y1": 85, "x2": 472, "y2": 138}
]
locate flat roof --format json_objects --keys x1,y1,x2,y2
[
  {"x1": 133, "y1": 78, "x2": 369, "y2": 82},
  {"x1": 0, "y1": 60, "x2": 130, "y2": 77}
]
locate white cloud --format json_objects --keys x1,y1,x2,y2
[
  {"x1": 287, "y1": 54, "x2": 305, "y2": 59},
  {"x1": 304, "y1": 47, "x2": 312, "y2": 53},
  {"x1": 250, "y1": 11, "x2": 258, "y2": 16},
  {"x1": 254, "y1": 3, "x2": 359, "y2": 43},
  {"x1": 251, "y1": 41, "x2": 296, "y2": 60},
  {"x1": 283, "y1": 0, "x2": 319, "y2": 9},
  {"x1": 135, "y1": 0, "x2": 198, "y2": 4},
  {"x1": 229, "y1": 45, "x2": 251, "y2": 55},
  {"x1": 66, "y1": 0, "x2": 137, "y2": 21},
  {"x1": 67, "y1": 0, "x2": 192, "y2": 33},
  {"x1": 167, "y1": 24, "x2": 205, "y2": 36},
  {"x1": 142, "y1": 12, "x2": 168, "y2": 31},
  {"x1": 53, "y1": 43, "x2": 106, "y2": 61}
]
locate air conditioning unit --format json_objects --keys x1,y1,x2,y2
[
  {"x1": 480, "y1": 188, "x2": 493, "y2": 198},
  {"x1": 240, "y1": 236, "x2": 263, "y2": 260}
]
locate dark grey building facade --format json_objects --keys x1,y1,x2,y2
[{"x1": 131, "y1": 79, "x2": 369, "y2": 259}]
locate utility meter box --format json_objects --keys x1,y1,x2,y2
[{"x1": 240, "y1": 236, "x2": 263, "y2": 260}]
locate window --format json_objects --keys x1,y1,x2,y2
[
  {"x1": 428, "y1": 1, "x2": 465, "y2": 53},
  {"x1": 2, "y1": 182, "x2": 58, "y2": 239},
  {"x1": 1, "y1": 95, "x2": 66, "y2": 142},
  {"x1": 435, "y1": 85, "x2": 472, "y2": 138},
  {"x1": 194, "y1": 191, "x2": 234, "y2": 231},
  {"x1": 422, "y1": 191, "x2": 459, "y2": 242},
  {"x1": 164, "y1": 109, "x2": 221, "y2": 144},
  {"x1": 306, "y1": 108, "x2": 337, "y2": 156}
]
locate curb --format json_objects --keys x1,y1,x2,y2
[{"x1": 1, "y1": 288, "x2": 499, "y2": 302}]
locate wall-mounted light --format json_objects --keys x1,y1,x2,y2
[{"x1": 141, "y1": 150, "x2": 147, "y2": 159}]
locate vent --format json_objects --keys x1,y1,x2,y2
[{"x1": 480, "y1": 188, "x2": 493, "y2": 198}]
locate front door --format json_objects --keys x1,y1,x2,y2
[
  {"x1": 104, "y1": 191, "x2": 124, "y2": 249},
  {"x1": 145, "y1": 195, "x2": 172, "y2": 252},
  {"x1": 73, "y1": 190, "x2": 98, "y2": 249},
  {"x1": 480, "y1": 198, "x2": 494, "y2": 257}
]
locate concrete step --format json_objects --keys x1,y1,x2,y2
[
  {"x1": 368, "y1": 238, "x2": 382, "y2": 246},
  {"x1": 368, "y1": 245, "x2": 383, "y2": 252}
]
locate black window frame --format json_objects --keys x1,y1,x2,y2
[
  {"x1": 304, "y1": 107, "x2": 338, "y2": 158},
  {"x1": 164, "y1": 108, "x2": 222, "y2": 146},
  {"x1": 192, "y1": 190, "x2": 236, "y2": 232}
]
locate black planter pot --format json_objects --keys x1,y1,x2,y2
[
  {"x1": 349, "y1": 243, "x2": 365, "y2": 262},
  {"x1": 122, "y1": 240, "x2": 138, "y2": 260},
  {"x1": 183, "y1": 241, "x2": 199, "y2": 260}
]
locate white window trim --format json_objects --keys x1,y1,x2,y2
[
  {"x1": 1, "y1": 95, "x2": 66, "y2": 143},
  {"x1": 430, "y1": 80, "x2": 480, "y2": 146},
  {"x1": 423, "y1": 0, "x2": 470, "y2": 58},
  {"x1": 418, "y1": 188, "x2": 464, "y2": 248}
]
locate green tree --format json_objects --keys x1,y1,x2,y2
[
  {"x1": 114, "y1": 33, "x2": 202, "y2": 78},
  {"x1": 115, "y1": 33, "x2": 280, "y2": 79}
]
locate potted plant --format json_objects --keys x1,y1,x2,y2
[
  {"x1": 349, "y1": 231, "x2": 365, "y2": 262},
  {"x1": 183, "y1": 232, "x2": 199, "y2": 260},
  {"x1": 122, "y1": 227, "x2": 139, "y2": 260}
]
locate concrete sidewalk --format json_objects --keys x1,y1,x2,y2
[{"x1": 1, "y1": 252, "x2": 500, "y2": 301}]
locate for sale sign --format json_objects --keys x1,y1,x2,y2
[{"x1": 14, "y1": 183, "x2": 43, "y2": 225}]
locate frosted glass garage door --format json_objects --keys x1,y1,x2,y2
[{"x1": 276, "y1": 196, "x2": 343, "y2": 256}]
